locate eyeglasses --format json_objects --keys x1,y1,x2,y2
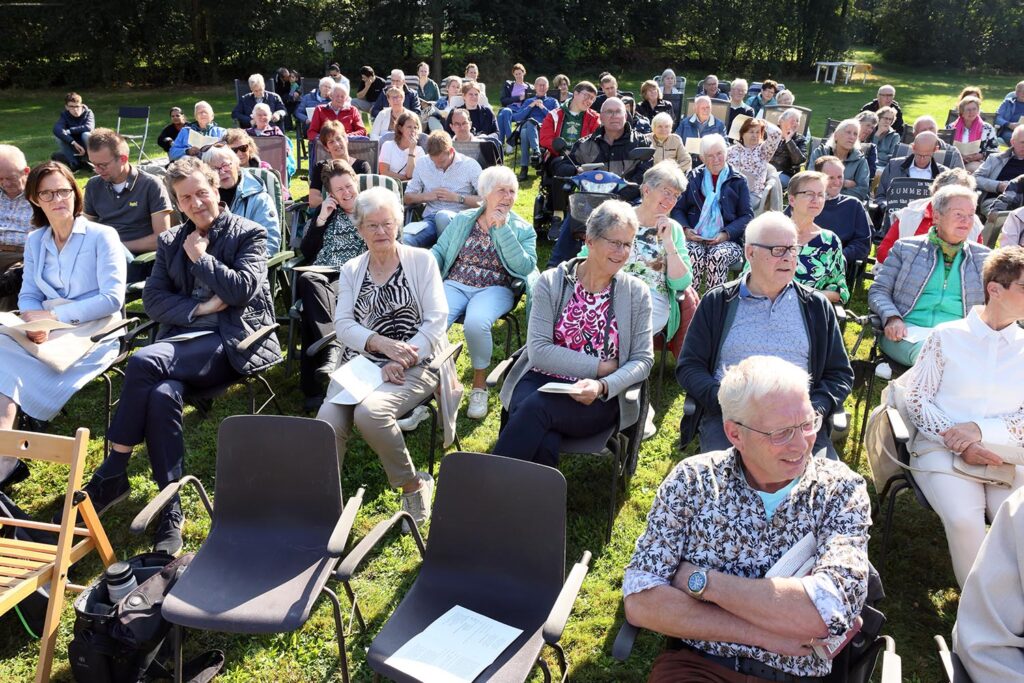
[
  {"x1": 598, "y1": 236, "x2": 634, "y2": 252},
  {"x1": 751, "y1": 243, "x2": 799, "y2": 257},
  {"x1": 735, "y1": 413, "x2": 823, "y2": 446},
  {"x1": 362, "y1": 220, "x2": 396, "y2": 233},
  {"x1": 92, "y1": 158, "x2": 118, "y2": 171},
  {"x1": 231, "y1": 145, "x2": 249, "y2": 154},
  {"x1": 36, "y1": 188, "x2": 74, "y2": 202},
  {"x1": 793, "y1": 191, "x2": 826, "y2": 200}
]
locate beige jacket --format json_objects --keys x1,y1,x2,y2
[{"x1": 651, "y1": 133, "x2": 692, "y2": 173}]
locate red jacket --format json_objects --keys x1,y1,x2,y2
[
  {"x1": 307, "y1": 104, "x2": 367, "y2": 140},
  {"x1": 876, "y1": 201, "x2": 982, "y2": 263},
  {"x1": 539, "y1": 104, "x2": 599, "y2": 157}
]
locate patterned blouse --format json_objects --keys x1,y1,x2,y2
[
  {"x1": 339, "y1": 263, "x2": 424, "y2": 366},
  {"x1": 726, "y1": 125, "x2": 783, "y2": 195},
  {"x1": 539, "y1": 280, "x2": 619, "y2": 381},
  {"x1": 446, "y1": 221, "x2": 512, "y2": 289},
  {"x1": 624, "y1": 449, "x2": 871, "y2": 678},
  {"x1": 314, "y1": 210, "x2": 365, "y2": 268}
]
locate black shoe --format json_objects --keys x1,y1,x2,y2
[
  {"x1": 153, "y1": 497, "x2": 184, "y2": 556},
  {"x1": 82, "y1": 469, "x2": 131, "y2": 516},
  {"x1": 314, "y1": 345, "x2": 340, "y2": 382},
  {"x1": 517, "y1": 167, "x2": 529, "y2": 181}
]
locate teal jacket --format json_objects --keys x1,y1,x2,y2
[{"x1": 430, "y1": 207, "x2": 540, "y2": 306}]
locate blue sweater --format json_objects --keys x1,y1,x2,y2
[
  {"x1": 670, "y1": 165, "x2": 753, "y2": 242},
  {"x1": 511, "y1": 96, "x2": 559, "y2": 126},
  {"x1": 996, "y1": 95, "x2": 1024, "y2": 134},
  {"x1": 53, "y1": 106, "x2": 95, "y2": 144}
]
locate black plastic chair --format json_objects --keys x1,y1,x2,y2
[
  {"x1": 336, "y1": 451, "x2": 591, "y2": 682},
  {"x1": 936, "y1": 635, "x2": 973, "y2": 682},
  {"x1": 131, "y1": 415, "x2": 365, "y2": 683}
]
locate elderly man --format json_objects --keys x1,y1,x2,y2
[
  {"x1": 995, "y1": 81, "x2": 1024, "y2": 145},
  {"x1": 548, "y1": 97, "x2": 654, "y2": 266},
  {"x1": 353, "y1": 66, "x2": 387, "y2": 113},
  {"x1": 51, "y1": 92, "x2": 95, "y2": 171},
  {"x1": 168, "y1": 101, "x2": 226, "y2": 161},
  {"x1": 812, "y1": 156, "x2": 872, "y2": 271},
  {"x1": 874, "y1": 131, "x2": 949, "y2": 216},
  {"x1": 677, "y1": 212, "x2": 853, "y2": 458},
  {"x1": 628, "y1": 353, "x2": 869, "y2": 682},
  {"x1": 201, "y1": 146, "x2": 280, "y2": 255},
  {"x1": 370, "y1": 69, "x2": 421, "y2": 118},
  {"x1": 296, "y1": 76, "x2": 333, "y2": 129},
  {"x1": 974, "y1": 126, "x2": 1024, "y2": 214},
  {"x1": 511, "y1": 76, "x2": 558, "y2": 180},
  {"x1": 861, "y1": 84, "x2": 905, "y2": 134},
  {"x1": 770, "y1": 108, "x2": 808, "y2": 188},
  {"x1": 677, "y1": 95, "x2": 727, "y2": 142},
  {"x1": 0, "y1": 144, "x2": 32, "y2": 307},
  {"x1": 910, "y1": 115, "x2": 964, "y2": 169},
  {"x1": 307, "y1": 83, "x2": 368, "y2": 142},
  {"x1": 698, "y1": 74, "x2": 728, "y2": 101},
  {"x1": 84, "y1": 129, "x2": 173, "y2": 262},
  {"x1": 869, "y1": 185, "x2": 989, "y2": 366},
  {"x1": 232, "y1": 74, "x2": 286, "y2": 129},
  {"x1": 402, "y1": 131, "x2": 483, "y2": 248},
  {"x1": 726, "y1": 79, "x2": 755, "y2": 131}
]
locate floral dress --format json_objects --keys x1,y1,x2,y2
[{"x1": 797, "y1": 230, "x2": 849, "y2": 304}]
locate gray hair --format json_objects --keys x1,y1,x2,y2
[
  {"x1": 194, "y1": 100, "x2": 213, "y2": 115},
  {"x1": 651, "y1": 112, "x2": 674, "y2": 130},
  {"x1": 252, "y1": 102, "x2": 272, "y2": 118},
  {"x1": 776, "y1": 90, "x2": 795, "y2": 105},
  {"x1": 165, "y1": 156, "x2": 219, "y2": 200},
  {"x1": 318, "y1": 76, "x2": 334, "y2": 91},
  {"x1": 248, "y1": 74, "x2": 265, "y2": 89},
  {"x1": 855, "y1": 110, "x2": 878, "y2": 126},
  {"x1": 201, "y1": 145, "x2": 237, "y2": 167},
  {"x1": 694, "y1": 95, "x2": 712, "y2": 108},
  {"x1": 931, "y1": 167, "x2": 976, "y2": 194},
  {"x1": 642, "y1": 160, "x2": 687, "y2": 194},
  {"x1": 744, "y1": 210, "x2": 797, "y2": 246},
  {"x1": 778, "y1": 108, "x2": 802, "y2": 125},
  {"x1": 877, "y1": 84, "x2": 896, "y2": 96},
  {"x1": 586, "y1": 199, "x2": 638, "y2": 241},
  {"x1": 600, "y1": 96, "x2": 625, "y2": 113},
  {"x1": 699, "y1": 133, "x2": 728, "y2": 157},
  {"x1": 826, "y1": 118, "x2": 860, "y2": 149},
  {"x1": 390, "y1": 69, "x2": 406, "y2": 81},
  {"x1": 932, "y1": 185, "x2": 978, "y2": 215},
  {"x1": 0, "y1": 144, "x2": 27, "y2": 169},
  {"x1": 477, "y1": 165, "x2": 518, "y2": 202},
  {"x1": 330, "y1": 82, "x2": 349, "y2": 97},
  {"x1": 661, "y1": 69, "x2": 676, "y2": 81},
  {"x1": 731, "y1": 78, "x2": 749, "y2": 92},
  {"x1": 718, "y1": 356, "x2": 811, "y2": 424},
  {"x1": 354, "y1": 186, "x2": 403, "y2": 228},
  {"x1": 913, "y1": 115, "x2": 938, "y2": 133}
]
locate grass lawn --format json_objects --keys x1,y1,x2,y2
[{"x1": 0, "y1": 49, "x2": 1016, "y2": 681}]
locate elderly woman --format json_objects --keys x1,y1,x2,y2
[
  {"x1": 671, "y1": 134, "x2": 753, "y2": 292},
  {"x1": 869, "y1": 185, "x2": 990, "y2": 367},
  {"x1": 316, "y1": 187, "x2": 448, "y2": 529},
  {"x1": 447, "y1": 81, "x2": 498, "y2": 137},
  {"x1": 430, "y1": 166, "x2": 538, "y2": 419},
  {"x1": 808, "y1": 118, "x2": 871, "y2": 200},
  {"x1": 948, "y1": 95, "x2": 999, "y2": 172},
  {"x1": 370, "y1": 86, "x2": 413, "y2": 140},
  {"x1": 85, "y1": 156, "x2": 281, "y2": 554},
  {"x1": 650, "y1": 113, "x2": 691, "y2": 172},
  {"x1": 676, "y1": 95, "x2": 726, "y2": 142},
  {"x1": 309, "y1": 120, "x2": 370, "y2": 208},
  {"x1": 769, "y1": 108, "x2": 807, "y2": 188},
  {"x1": 726, "y1": 118, "x2": 782, "y2": 206},
  {"x1": 872, "y1": 106, "x2": 902, "y2": 169},
  {"x1": 637, "y1": 80, "x2": 673, "y2": 122},
  {"x1": 552, "y1": 74, "x2": 571, "y2": 104},
  {"x1": 745, "y1": 79, "x2": 778, "y2": 117},
  {"x1": 201, "y1": 145, "x2": 280, "y2": 254},
  {"x1": 660, "y1": 69, "x2": 682, "y2": 96},
  {"x1": 298, "y1": 160, "x2": 364, "y2": 408},
  {"x1": 780, "y1": 171, "x2": 849, "y2": 303},
  {"x1": 169, "y1": 101, "x2": 226, "y2": 160},
  {"x1": 0, "y1": 161, "x2": 125, "y2": 433},
  {"x1": 854, "y1": 111, "x2": 881, "y2": 178},
  {"x1": 898, "y1": 246, "x2": 1024, "y2": 587},
  {"x1": 377, "y1": 113, "x2": 424, "y2": 182},
  {"x1": 244, "y1": 103, "x2": 296, "y2": 179},
  {"x1": 492, "y1": 200, "x2": 654, "y2": 467},
  {"x1": 776, "y1": 89, "x2": 795, "y2": 106}
]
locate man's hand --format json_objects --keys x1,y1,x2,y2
[
  {"x1": 184, "y1": 231, "x2": 210, "y2": 263},
  {"x1": 71, "y1": 141, "x2": 85, "y2": 156},
  {"x1": 434, "y1": 188, "x2": 460, "y2": 203},
  {"x1": 194, "y1": 295, "x2": 227, "y2": 317},
  {"x1": 883, "y1": 317, "x2": 906, "y2": 342},
  {"x1": 758, "y1": 631, "x2": 819, "y2": 658}
]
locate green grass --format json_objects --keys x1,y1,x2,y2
[{"x1": 1, "y1": 51, "x2": 1017, "y2": 681}]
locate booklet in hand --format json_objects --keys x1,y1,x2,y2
[{"x1": 0, "y1": 312, "x2": 74, "y2": 334}]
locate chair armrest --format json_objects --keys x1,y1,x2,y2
[
  {"x1": 623, "y1": 383, "x2": 642, "y2": 404},
  {"x1": 124, "y1": 319, "x2": 159, "y2": 345},
  {"x1": 133, "y1": 251, "x2": 157, "y2": 264},
  {"x1": 833, "y1": 303, "x2": 847, "y2": 324},
  {"x1": 130, "y1": 475, "x2": 213, "y2": 534},
  {"x1": 511, "y1": 278, "x2": 526, "y2": 299},
  {"x1": 542, "y1": 550, "x2": 591, "y2": 645},
  {"x1": 428, "y1": 341, "x2": 463, "y2": 372},
  {"x1": 611, "y1": 620, "x2": 640, "y2": 662},
  {"x1": 89, "y1": 317, "x2": 137, "y2": 343},
  {"x1": 238, "y1": 323, "x2": 280, "y2": 352},
  {"x1": 885, "y1": 407, "x2": 910, "y2": 444},
  {"x1": 335, "y1": 510, "x2": 425, "y2": 582},
  {"x1": 267, "y1": 250, "x2": 295, "y2": 269},
  {"x1": 327, "y1": 487, "x2": 364, "y2": 556},
  {"x1": 485, "y1": 346, "x2": 525, "y2": 388},
  {"x1": 683, "y1": 396, "x2": 696, "y2": 417},
  {"x1": 880, "y1": 635, "x2": 902, "y2": 683},
  {"x1": 307, "y1": 330, "x2": 337, "y2": 357}
]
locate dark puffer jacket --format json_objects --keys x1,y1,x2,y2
[{"x1": 144, "y1": 208, "x2": 282, "y2": 374}]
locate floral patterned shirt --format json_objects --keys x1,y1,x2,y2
[
  {"x1": 796, "y1": 230, "x2": 849, "y2": 304},
  {"x1": 537, "y1": 280, "x2": 619, "y2": 381},
  {"x1": 624, "y1": 449, "x2": 871, "y2": 678},
  {"x1": 726, "y1": 125, "x2": 782, "y2": 195},
  {"x1": 446, "y1": 221, "x2": 511, "y2": 289}
]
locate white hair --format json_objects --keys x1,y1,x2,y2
[
  {"x1": 777, "y1": 90, "x2": 795, "y2": 105},
  {"x1": 642, "y1": 160, "x2": 687, "y2": 194},
  {"x1": 731, "y1": 78, "x2": 749, "y2": 91},
  {"x1": 248, "y1": 74, "x2": 265, "y2": 89},
  {"x1": 826, "y1": 118, "x2": 860, "y2": 149},
  {"x1": 744, "y1": 210, "x2": 797, "y2": 246},
  {"x1": 694, "y1": 95, "x2": 711, "y2": 107},
  {"x1": 354, "y1": 186, "x2": 403, "y2": 227},
  {"x1": 477, "y1": 165, "x2": 518, "y2": 200},
  {"x1": 194, "y1": 100, "x2": 213, "y2": 115},
  {"x1": 586, "y1": 199, "x2": 638, "y2": 240},
  {"x1": 201, "y1": 145, "x2": 237, "y2": 167},
  {"x1": 932, "y1": 185, "x2": 978, "y2": 215},
  {"x1": 318, "y1": 76, "x2": 334, "y2": 91},
  {"x1": 877, "y1": 84, "x2": 896, "y2": 96},
  {"x1": 651, "y1": 112, "x2": 674, "y2": 130},
  {"x1": 252, "y1": 102, "x2": 272, "y2": 117},
  {"x1": 390, "y1": 69, "x2": 405, "y2": 80},
  {"x1": 0, "y1": 144, "x2": 28, "y2": 169},
  {"x1": 699, "y1": 133, "x2": 728, "y2": 157},
  {"x1": 330, "y1": 82, "x2": 349, "y2": 97},
  {"x1": 718, "y1": 356, "x2": 811, "y2": 424},
  {"x1": 778, "y1": 108, "x2": 801, "y2": 125}
]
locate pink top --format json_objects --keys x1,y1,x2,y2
[{"x1": 540, "y1": 280, "x2": 619, "y2": 381}]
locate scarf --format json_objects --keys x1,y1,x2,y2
[
  {"x1": 952, "y1": 115, "x2": 982, "y2": 142},
  {"x1": 927, "y1": 226, "x2": 963, "y2": 274},
  {"x1": 694, "y1": 165, "x2": 730, "y2": 240}
]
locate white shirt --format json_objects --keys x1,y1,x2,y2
[
  {"x1": 907, "y1": 163, "x2": 933, "y2": 180},
  {"x1": 378, "y1": 140, "x2": 424, "y2": 176}
]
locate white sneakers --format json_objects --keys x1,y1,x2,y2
[
  {"x1": 466, "y1": 388, "x2": 489, "y2": 419},
  {"x1": 401, "y1": 471, "x2": 435, "y2": 532},
  {"x1": 397, "y1": 405, "x2": 430, "y2": 432}
]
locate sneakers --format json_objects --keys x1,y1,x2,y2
[
  {"x1": 503, "y1": 143, "x2": 514, "y2": 155},
  {"x1": 152, "y1": 496, "x2": 184, "y2": 556},
  {"x1": 82, "y1": 468, "x2": 131, "y2": 517},
  {"x1": 643, "y1": 403, "x2": 657, "y2": 441},
  {"x1": 466, "y1": 388, "x2": 489, "y2": 419},
  {"x1": 397, "y1": 405, "x2": 430, "y2": 432},
  {"x1": 400, "y1": 472, "x2": 435, "y2": 532}
]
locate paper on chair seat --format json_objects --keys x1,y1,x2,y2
[
  {"x1": 384, "y1": 605, "x2": 523, "y2": 683},
  {"x1": 328, "y1": 354, "x2": 383, "y2": 405},
  {"x1": 538, "y1": 382, "x2": 583, "y2": 395},
  {"x1": 161, "y1": 330, "x2": 215, "y2": 343}
]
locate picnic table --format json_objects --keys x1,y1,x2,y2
[{"x1": 814, "y1": 61, "x2": 872, "y2": 85}]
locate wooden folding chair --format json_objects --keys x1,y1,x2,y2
[{"x1": 0, "y1": 427, "x2": 116, "y2": 682}]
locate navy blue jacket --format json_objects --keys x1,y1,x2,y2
[
  {"x1": 53, "y1": 106, "x2": 95, "y2": 144},
  {"x1": 670, "y1": 165, "x2": 753, "y2": 242},
  {"x1": 371, "y1": 87, "x2": 422, "y2": 118},
  {"x1": 815, "y1": 194, "x2": 872, "y2": 265},
  {"x1": 232, "y1": 92, "x2": 287, "y2": 128}
]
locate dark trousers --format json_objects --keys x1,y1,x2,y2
[
  {"x1": 297, "y1": 270, "x2": 339, "y2": 397},
  {"x1": 493, "y1": 370, "x2": 619, "y2": 468},
  {"x1": 106, "y1": 333, "x2": 239, "y2": 487},
  {"x1": 698, "y1": 413, "x2": 839, "y2": 460},
  {"x1": 547, "y1": 214, "x2": 582, "y2": 268}
]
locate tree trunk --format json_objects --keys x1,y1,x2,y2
[{"x1": 431, "y1": 0, "x2": 443, "y2": 76}]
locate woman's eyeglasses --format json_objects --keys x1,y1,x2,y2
[{"x1": 37, "y1": 188, "x2": 75, "y2": 202}]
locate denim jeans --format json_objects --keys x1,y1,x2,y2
[
  {"x1": 497, "y1": 107, "x2": 517, "y2": 145},
  {"x1": 54, "y1": 130, "x2": 92, "y2": 171},
  {"x1": 519, "y1": 120, "x2": 540, "y2": 168},
  {"x1": 444, "y1": 280, "x2": 515, "y2": 369},
  {"x1": 401, "y1": 210, "x2": 457, "y2": 249},
  {"x1": 547, "y1": 214, "x2": 582, "y2": 268}
]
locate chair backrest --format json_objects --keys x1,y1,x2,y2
[
  {"x1": 453, "y1": 139, "x2": 500, "y2": 169},
  {"x1": 665, "y1": 93, "x2": 684, "y2": 127},
  {"x1": 901, "y1": 127, "x2": 916, "y2": 144},
  {"x1": 893, "y1": 142, "x2": 911, "y2": 160},
  {"x1": 358, "y1": 173, "x2": 404, "y2": 201},
  {"x1": 807, "y1": 136, "x2": 823, "y2": 163},
  {"x1": 300, "y1": 76, "x2": 319, "y2": 95},
  {"x1": 379, "y1": 131, "x2": 429, "y2": 151},
  {"x1": 884, "y1": 177, "x2": 932, "y2": 218},
  {"x1": 685, "y1": 97, "x2": 730, "y2": 122},
  {"x1": 982, "y1": 210, "x2": 1010, "y2": 248},
  {"x1": 823, "y1": 117, "x2": 840, "y2": 139},
  {"x1": 252, "y1": 136, "x2": 289, "y2": 183},
  {"x1": 940, "y1": 143, "x2": 963, "y2": 169},
  {"x1": 347, "y1": 138, "x2": 380, "y2": 171},
  {"x1": 117, "y1": 106, "x2": 150, "y2": 121},
  {"x1": 425, "y1": 452, "x2": 566, "y2": 592},
  {"x1": 937, "y1": 129, "x2": 954, "y2": 144},
  {"x1": 762, "y1": 105, "x2": 812, "y2": 136},
  {"x1": 212, "y1": 416, "x2": 342, "y2": 546},
  {"x1": 245, "y1": 166, "x2": 285, "y2": 244}
]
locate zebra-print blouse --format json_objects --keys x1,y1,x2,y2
[{"x1": 339, "y1": 263, "x2": 425, "y2": 366}]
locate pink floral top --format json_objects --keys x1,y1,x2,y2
[
  {"x1": 726, "y1": 124, "x2": 782, "y2": 195},
  {"x1": 539, "y1": 280, "x2": 619, "y2": 381}
]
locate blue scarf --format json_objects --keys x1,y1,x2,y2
[{"x1": 694, "y1": 165, "x2": 730, "y2": 240}]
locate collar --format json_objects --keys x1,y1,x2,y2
[
  {"x1": 71, "y1": 215, "x2": 89, "y2": 234},
  {"x1": 966, "y1": 306, "x2": 1024, "y2": 344},
  {"x1": 738, "y1": 271, "x2": 793, "y2": 300},
  {"x1": 1, "y1": 190, "x2": 26, "y2": 203},
  {"x1": 724, "y1": 447, "x2": 819, "y2": 495},
  {"x1": 689, "y1": 113, "x2": 715, "y2": 125},
  {"x1": 106, "y1": 165, "x2": 139, "y2": 193}
]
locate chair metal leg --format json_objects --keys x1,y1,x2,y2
[
  {"x1": 655, "y1": 341, "x2": 667, "y2": 408},
  {"x1": 173, "y1": 625, "x2": 184, "y2": 683},
  {"x1": 340, "y1": 579, "x2": 366, "y2": 633},
  {"x1": 537, "y1": 657, "x2": 553, "y2": 683},
  {"x1": 322, "y1": 586, "x2": 351, "y2": 683},
  {"x1": 427, "y1": 403, "x2": 439, "y2": 476},
  {"x1": 607, "y1": 441, "x2": 621, "y2": 542},
  {"x1": 880, "y1": 479, "x2": 909, "y2": 569},
  {"x1": 552, "y1": 641, "x2": 569, "y2": 681}
]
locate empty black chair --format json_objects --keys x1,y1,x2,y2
[
  {"x1": 337, "y1": 451, "x2": 591, "y2": 681},
  {"x1": 131, "y1": 415, "x2": 365, "y2": 683}
]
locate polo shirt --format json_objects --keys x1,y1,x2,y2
[
  {"x1": 83, "y1": 166, "x2": 172, "y2": 244},
  {"x1": 406, "y1": 151, "x2": 482, "y2": 217}
]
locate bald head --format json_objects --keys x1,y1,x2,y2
[
  {"x1": 912, "y1": 131, "x2": 939, "y2": 166},
  {"x1": 600, "y1": 97, "x2": 627, "y2": 136},
  {"x1": 913, "y1": 116, "x2": 938, "y2": 136}
]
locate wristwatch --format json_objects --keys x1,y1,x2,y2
[
  {"x1": 685, "y1": 569, "x2": 709, "y2": 600},
  {"x1": 458, "y1": 195, "x2": 465, "y2": 205}
]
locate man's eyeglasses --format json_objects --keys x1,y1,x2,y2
[
  {"x1": 598, "y1": 236, "x2": 634, "y2": 252},
  {"x1": 36, "y1": 188, "x2": 74, "y2": 202},
  {"x1": 751, "y1": 243, "x2": 799, "y2": 258},
  {"x1": 735, "y1": 413, "x2": 823, "y2": 446}
]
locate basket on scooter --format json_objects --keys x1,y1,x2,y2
[{"x1": 567, "y1": 192, "x2": 619, "y2": 240}]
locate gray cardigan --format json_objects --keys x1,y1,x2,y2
[
  {"x1": 498, "y1": 258, "x2": 654, "y2": 429},
  {"x1": 868, "y1": 234, "x2": 989, "y2": 323}
]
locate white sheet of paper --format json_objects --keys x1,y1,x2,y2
[
  {"x1": 538, "y1": 382, "x2": 583, "y2": 395},
  {"x1": 0, "y1": 313, "x2": 74, "y2": 333},
  {"x1": 728, "y1": 114, "x2": 751, "y2": 141},
  {"x1": 952, "y1": 139, "x2": 981, "y2": 157},
  {"x1": 187, "y1": 129, "x2": 221, "y2": 149},
  {"x1": 384, "y1": 605, "x2": 523, "y2": 683},
  {"x1": 901, "y1": 325, "x2": 933, "y2": 344},
  {"x1": 684, "y1": 137, "x2": 703, "y2": 155},
  {"x1": 292, "y1": 265, "x2": 339, "y2": 274},
  {"x1": 161, "y1": 330, "x2": 215, "y2": 344},
  {"x1": 306, "y1": 107, "x2": 316, "y2": 121},
  {"x1": 765, "y1": 533, "x2": 816, "y2": 579},
  {"x1": 328, "y1": 354, "x2": 383, "y2": 405}
]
